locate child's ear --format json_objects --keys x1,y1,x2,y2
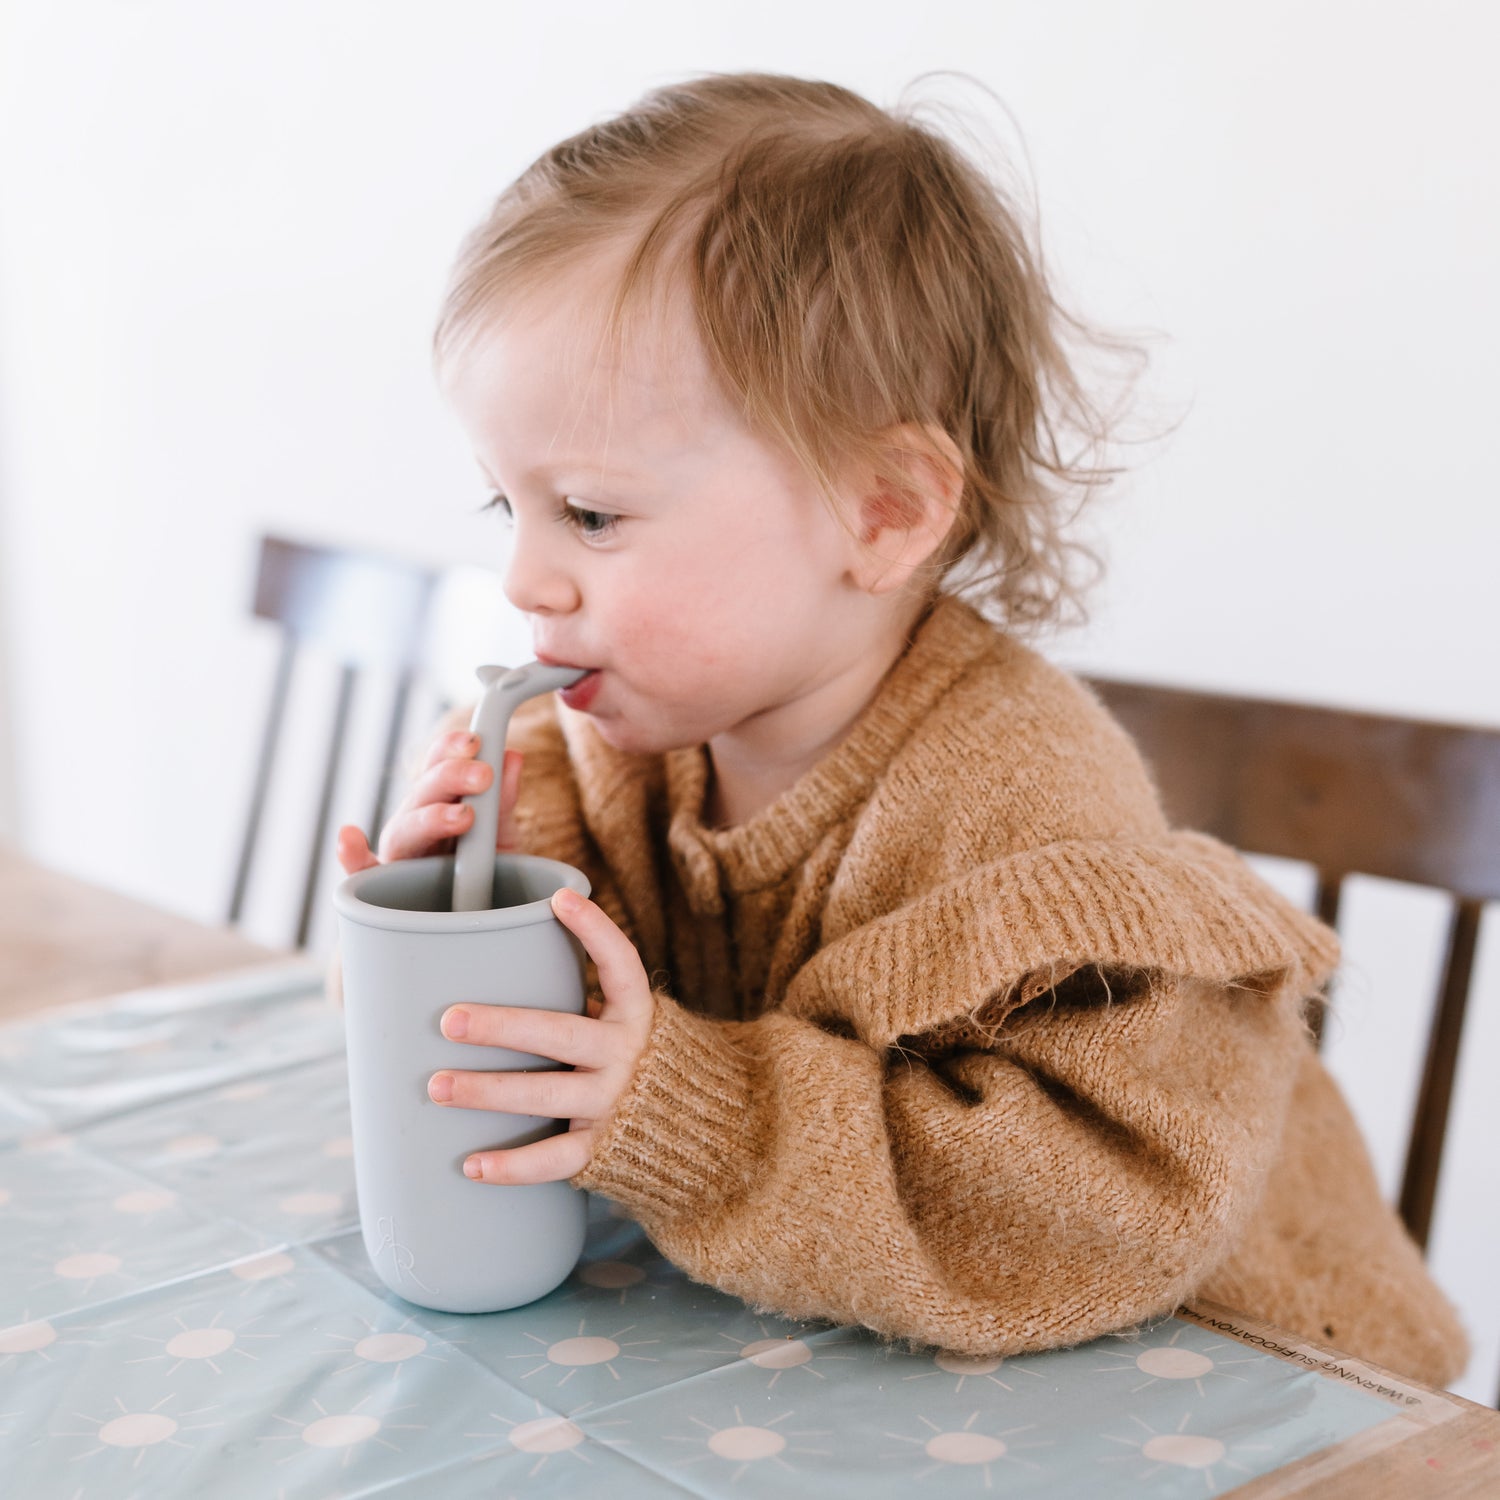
[{"x1": 845, "y1": 423, "x2": 964, "y2": 596}]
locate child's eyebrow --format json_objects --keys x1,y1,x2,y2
[
  {"x1": 527, "y1": 458, "x2": 645, "y2": 484},
  {"x1": 478, "y1": 459, "x2": 647, "y2": 488}
]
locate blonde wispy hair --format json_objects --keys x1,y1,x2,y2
[{"x1": 433, "y1": 72, "x2": 1151, "y2": 635}]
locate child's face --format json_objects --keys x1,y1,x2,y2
[{"x1": 442, "y1": 253, "x2": 890, "y2": 758}]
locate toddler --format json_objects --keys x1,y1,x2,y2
[{"x1": 336, "y1": 72, "x2": 1465, "y2": 1386}]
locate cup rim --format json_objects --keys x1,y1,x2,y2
[{"x1": 332, "y1": 853, "x2": 591, "y2": 934}]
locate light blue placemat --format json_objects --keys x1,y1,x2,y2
[{"x1": 0, "y1": 964, "x2": 1404, "y2": 1497}]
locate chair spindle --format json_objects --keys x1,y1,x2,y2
[
  {"x1": 1399, "y1": 897, "x2": 1484, "y2": 1253},
  {"x1": 1308, "y1": 872, "x2": 1344, "y2": 1048},
  {"x1": 228, "y1": 635, "x2": 296, "y2": 926},
  {"x1": 369, "y1": 669, "x2": 416, "y2": 846},
  {"x1": 296, "y1": 664, "x2": 356, "y2": 950}
]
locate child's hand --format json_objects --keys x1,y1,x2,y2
[
  {"x1": 426, "y1": 888, "x2": 656, "y2": 1185},
  {"x1": 336, "y1": 730, "x2": 524, "y2": 875}
]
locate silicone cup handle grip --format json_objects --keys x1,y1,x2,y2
[{"x1": 450, "y1": 663, "x2": 588, "y2": 912}]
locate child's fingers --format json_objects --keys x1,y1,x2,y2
[
  {"x1": 462, "y1": 1129, "x2": 593, "y2": 1186},
  {"x1": 405, "y1": 753, "x2": 492, "y2": 812},
  {"x1": 548, "y1": 889, "x2": 653, "y2": 1026},
  {"x1": 336, "y1": 825, "x2": 380, "y2": 875},
  {"x1": 439, "y1": 1002, "x2": 612, "y2": 1068},
  {"x1": 421, "y1": 729, "x2": 480, "y2": 772},
  {"x1": 374, "y1": 752, "x2": 495, "y2": 862},
  {"x1": 376, "y1": 802, "x2": 471, "y2": 863},
  {"x1": 428, "y1": 1064, "x2": 607, "y2": 1120},
  {"x1": 368, "y1": 727, "x2": 521, "y2": 865}
]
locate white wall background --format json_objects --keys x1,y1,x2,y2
[{"x1": 1, "y1": 0, "x2": 1495, "y2": 1400}]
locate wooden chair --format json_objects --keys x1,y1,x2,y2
[
  {"x1": 1083, "y1": 676, "x2": 1499, "y2": 1264},
  {"x1": 227, "y1": 536, "x2": 438, "y2": 949}
]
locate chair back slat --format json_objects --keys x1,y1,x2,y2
[
  {"x1": 1087, "y1": 679, "x2": 1500, "y2": 901},
  {"x1": 253, "y1": 536, "x2": 435, "y2": 670}
]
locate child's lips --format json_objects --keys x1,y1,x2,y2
[{"x1": 557, "y1": 669, "x2": 602, "y2": 712}]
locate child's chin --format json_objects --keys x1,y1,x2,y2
[
  {"x1": 589, "y1": 714, "x2": 696, "y2": 758},
  {"x1": 582, "y1": 713, "x2": 646, "y2": 749}
]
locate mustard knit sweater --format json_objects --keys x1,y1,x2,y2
[{"x1": 494, "y1": 595, "x2": 1466, "y2": 1387}]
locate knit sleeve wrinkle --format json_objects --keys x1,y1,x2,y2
[{"x1": 783, "y1": 830, "x2": 1339, "y2": 1049}]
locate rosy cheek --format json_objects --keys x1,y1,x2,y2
[{"x1": 606, "y1": 609, "x2": 654, "y2": 660}]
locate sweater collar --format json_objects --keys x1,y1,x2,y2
[{"x1": 658, "y1": 595, "x2": 1000, "y2": 908}]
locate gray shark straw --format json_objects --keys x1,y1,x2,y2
[{"x1": 450, "y1": 663, "x2": 588, "y2": 911}]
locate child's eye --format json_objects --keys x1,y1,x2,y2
[
  {"x1": 559, "y1": 499, "x2": 620, "y2": 541},
  {"x1": 479, "y1": 490, "x2": 618, "y2": 542}
]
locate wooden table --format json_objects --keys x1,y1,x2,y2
[
  {"x1": 2, "y1": 845, "x2": 1496, "y2": 1497},
  {"x1": 1172, "y1": 1303, "x2": 1500, "y2": 1497},
  {"x1": 0, "y1": 842, "x2": 282, "y2": 1021}
]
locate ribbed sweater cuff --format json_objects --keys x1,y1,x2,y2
[{"x1": 572, "y1": 993, "x2": 756, "y2": 1218}]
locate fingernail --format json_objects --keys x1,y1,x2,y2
[
  {"x1": 442, "y1": 1008, "x2": 469, "y2": 1039},
  {"x1": 446, "y1": 804, "x2": 467, "y2": 823},
  {"x1": 554, "y1": 887, "x2": 580, "y2": 912},
  {"x1": 428, "y1": 1073, "x2": 454, "y2": 1103},
  {"x1": 463, "y1": 1157, "x2": 482, "y2": 1179}
]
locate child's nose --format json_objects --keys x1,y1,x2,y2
[{"x1": 501, "y1": 534, "x2": 580, "y2": 616}]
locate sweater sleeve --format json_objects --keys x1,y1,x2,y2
[{"x1": 572, "y1": 831, "x2": 1340, "y2": 1356}]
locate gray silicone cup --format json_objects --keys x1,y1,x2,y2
[{"x1": 333, "y1": 852, "x2": 592, "y2": 1313}]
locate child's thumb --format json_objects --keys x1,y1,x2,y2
[{"x1": 336, "y1": 824, "x2": 379, "y2": 875}]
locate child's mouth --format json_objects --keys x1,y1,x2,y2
[{"x1": 557, "y1": 670, "x2": 602, "y2": 712}]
